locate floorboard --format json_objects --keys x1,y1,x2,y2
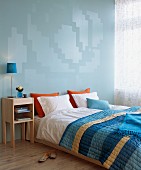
[{"x1": 0, "y1": 140, "x2": 106, "y2": 170}]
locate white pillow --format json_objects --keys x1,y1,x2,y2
[
  {"x1": 37, "y1": 94, "x2": 73, "y2": 115},
  {"x1": 72, "y1": 92, "x2": 99, "y2": 108}
]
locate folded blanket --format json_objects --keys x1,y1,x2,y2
[{"x1": 118, "y1": 113, "x2": 141, "y2": 136}]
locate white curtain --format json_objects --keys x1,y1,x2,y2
[{"x1": 115, "y1": 0, "x2": 141, "y2": 106}]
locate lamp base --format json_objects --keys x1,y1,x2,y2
[{"x1": 7, "y1": 96, "x2": 16, "y2": 98}]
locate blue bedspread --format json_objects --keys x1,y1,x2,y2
[{"x1": 59, "y1": 106, "x2": 141, "y2": 170}]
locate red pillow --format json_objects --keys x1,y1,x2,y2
[
  {"x1": 67, "y1": 88, "x2": 90, "y2": 108},
  {"x1": 30, "y1": 92, "x2": 59, "y2": 117}
]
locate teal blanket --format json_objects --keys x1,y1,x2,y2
[
  {"x1": 118, "y1": 113, "x2": 141, "y2": 136},
  {"x1": 60, "y1": 106, "x2": 141, "y2": 170}
]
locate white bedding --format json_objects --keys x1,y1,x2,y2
[{"x1": 36, "y1": 105, "x2": 129, "y2": 144}]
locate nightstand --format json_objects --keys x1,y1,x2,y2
[{"x1": 2, "y1": 97, "x2": 34, "y2": 147}]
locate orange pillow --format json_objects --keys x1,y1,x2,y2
[
  {"x1": 30, "y1": 92, "x2": 59, "y2": 117},
  {"x1": 67, "y1": 88, "x2": 90, "y2": 108}
]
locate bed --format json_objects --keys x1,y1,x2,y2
[{"x1": 28, "y1": 93, "x2": 141, "y2": 170}]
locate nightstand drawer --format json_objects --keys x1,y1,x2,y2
[{"x1": 13, "y1": 98, "x2": 34, "y2": 105}]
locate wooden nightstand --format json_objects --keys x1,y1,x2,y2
[{"x1": 2, "y1": 97, "x2": 34, "y2": 147}]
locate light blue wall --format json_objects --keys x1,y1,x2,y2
[{"x1": 0, "y1": 0, "x2": 115, "y2": 143}]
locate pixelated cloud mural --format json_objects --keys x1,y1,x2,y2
[{"x1": 8, "y1": 4, "x2": 103, "y2": 74}]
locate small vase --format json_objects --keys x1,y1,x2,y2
[{"x1": 17, "y1": 91, "x2": 23, "y2": 98}]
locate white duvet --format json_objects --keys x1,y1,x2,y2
[{"x1": 36, "y1": 105, "x2": 129, "y2": 144}]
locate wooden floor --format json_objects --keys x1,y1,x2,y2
[{"x1": 0, "y1": 140, "x2": 106, "y2": 170}]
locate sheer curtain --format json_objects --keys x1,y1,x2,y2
[{"x1": 115, "y1": 0, "x2": 141, "y2": 106}]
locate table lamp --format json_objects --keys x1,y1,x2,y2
[{"x1": 7, "y1": 63, "x2": 17, "y2": 98}]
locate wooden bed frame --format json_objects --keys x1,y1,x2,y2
[{"x1": 35, "y1": 138, "x2": 105, "y2": 169}]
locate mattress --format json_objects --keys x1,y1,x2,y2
[
  {"x1": 36, "y1": 105, "x2": 129, "y2": 144},
  {"x1": 26, "y1": 105, "x2": 129, "y2": 141}
]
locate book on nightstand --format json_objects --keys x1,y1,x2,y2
[
  {"x1": 14, "y1": 107, "x2": 30, "y2": 113},
  {"x1": 16, "y1": 117, "x2": 31, "y2": 121}
]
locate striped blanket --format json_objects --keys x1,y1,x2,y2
[{"x1": 59, "y1": 106, "x2": 141, "y2": 170}]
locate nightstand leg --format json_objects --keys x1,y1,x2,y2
[
  {"x1": 2, "y1": 122, "x2": 6, "y2": 144},
  {"x1": 30, "y1": 121, "x2": 34, "y2": 143},
  {"x1": 22, "y1": 123, "x2": 25, "y2": 140},
  {"x1": 10, "y1": 123, "x2": 15, "y2": 148}
]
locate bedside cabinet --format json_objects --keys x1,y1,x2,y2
[{"x1": 2, "y1": 97, "x2": 34, "y2": 147}]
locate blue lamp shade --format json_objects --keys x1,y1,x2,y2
[{"x1": 7, "y1": 63, "x2": 17, "y2": 73}]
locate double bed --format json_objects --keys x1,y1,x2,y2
[
  {"x1": 27, "y1": 106, "x2": 141, "y2": 169},
  {"x1": 27, "y1": 91, "x2": 141, "y2": 170}
]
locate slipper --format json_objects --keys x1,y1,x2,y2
[
  {"x1": 49, "y1": 152, "x2": 57, "y2": 159},
  {"x1": 38, "y1": 153, "x2": 49, "y2": 163}
]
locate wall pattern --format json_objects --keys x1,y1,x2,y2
[{"x1": 0, "y1": 0, "x2": 115, "y2": 142}]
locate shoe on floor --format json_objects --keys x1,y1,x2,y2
[
  {"x1": 38, "y1": 153, "x2": 49, "y2": 163},
  {"x1": 49, "y1": 151, "x2": 57, "y2": 159}
]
